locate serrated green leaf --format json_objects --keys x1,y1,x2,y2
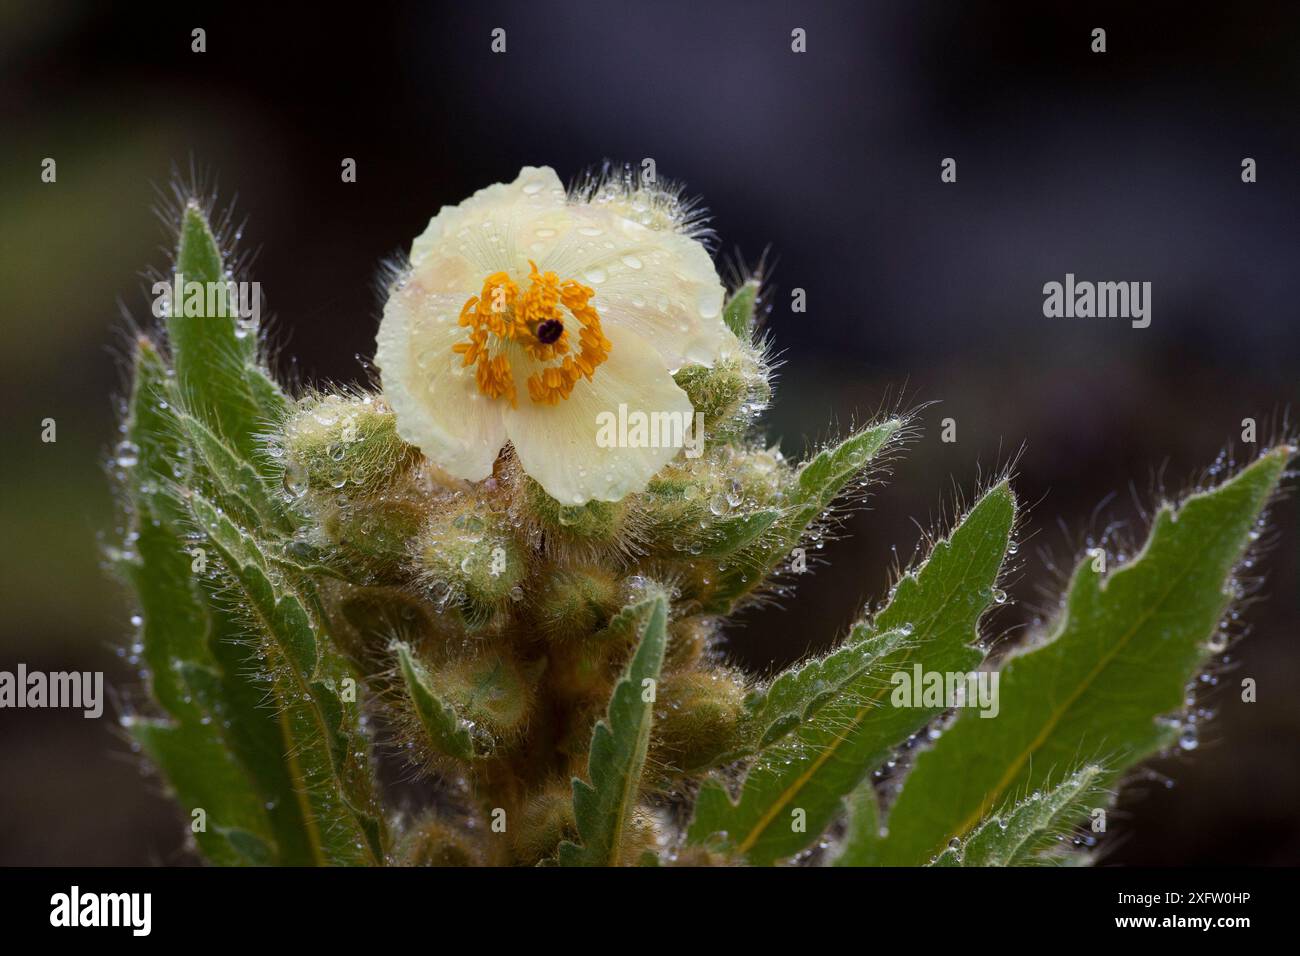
[
  {"x1": 125, "y1": 338, "x2": 187, "y2": 522},
  {"x1": 559, "y1": 596, "x2": 669, "y2": 866},
  {"x1": 167, "y1": 202, "x2": 285, "y2": 467},
  {"x1": 688, "y1": 482, "x2": 1015, "y2": 864},
  {"x1": 127, "y1": 718, "x2": 275, "y2": 866},
  {"x1": 394, "y1": 642, "x2": 477, "y2": 761},
  {"x1": 589, "y1": 582, "x2": 670, "y2": 644},
  {"x1": 700, "y1": 419, "x2": 902, "y2": 613},
  {"x1": 125, "y1": 497, "x2": 213, "y2": 721},
  {"x1": 877, "y1": 449, "x2": 1292, "y2": 865},
  {"x1": 698, "y1": 508, "x2": 781, "y2": 557},
  {"x1": 191, "y1": 603, "x2": 319, "y2": 865},
  {"x1": 723, "y1": 279, "x2": 760, "y2": 339},
  {"x1": 745, "y1": 627, "x2": 911, "y2": 750},
  {"x1": 171, "y1": 399, "x2": 295, "y2": 536},
  {"x1": 121, "y1": 339, "x2": 315, "y2": 865},
  {"x1": 187, "y1": 491, "x2": 386, "y2": 865},
  {"x1": 931, "y1": 764, "x2": 1104, "y2": 867}
]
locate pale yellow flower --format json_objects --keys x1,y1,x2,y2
[{"x1": 375, "y1": 166, "x2": 737, "y2": 504}]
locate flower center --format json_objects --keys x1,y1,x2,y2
[
  {"x1": 452, "y1": 261, "x2": 612, "y2": 407},
  {"x1": 535, "y1": 318, "x2": 564, "y2": 345}
]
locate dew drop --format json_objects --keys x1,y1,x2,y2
[
  {"x1": 698, "y1": 290, "x2": 721, "y2": 319},
  {"x1": 114, "y1": 440, "x2": 140, "y2": 468}
]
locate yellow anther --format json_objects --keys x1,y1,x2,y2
[{"x1": 452, "y1": 261, "x2": 611, "y2": 406}]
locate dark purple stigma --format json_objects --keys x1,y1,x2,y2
[{"x1": 536, "y1": 318, "x2": 564, "y2": 344}]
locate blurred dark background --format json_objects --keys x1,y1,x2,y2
[{"x1": 2, "y1": 0, "x2": 1297, "y2": 865}]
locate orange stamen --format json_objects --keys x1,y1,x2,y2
[{"x1": 451, "y1": 260, "x2": 611, "y2": 406}]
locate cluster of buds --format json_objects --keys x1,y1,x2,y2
[{"x1": 272, "y1": 289, "x2": 790, "y2": 865}]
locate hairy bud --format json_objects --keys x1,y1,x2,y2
[
  {"x1": 281, "y1": 392, "x2": 418, "y2": 494},
  {"x1": 618, "y1": 806, "x2": 665, "y2": 865},
  {"x1": 521, "y1": 475, "x2": 630, "y2": 554},
  {"x1": 533, "y1": 564, "x2": 622, "y2": 641},
  {"x1": 666, "y1": 615, "x2": 715, "y2": 671},
  {"x1": 316, "y1": 468, "x2": 434, "y2": 578},
  {"x1": 673, "y1": 346, "x2": 770, "y2": 443},
  {"x1": 633, "y1": 443, "x2": 790, "y2": 567},
  {"x1": 395, "y1": 813, "x2": 487, "y2": 866},
  {"x1": 652, "y1": 668, "x2": 749, "y2": 773},
  {"x1": 514, "y1": 779, "x2": 578, "y2": 864},
  {"x1": 424, "y1": 649, "x2": 538, "y2": 745},
  {"x1": 327, "y1": 583, "x2": 460, "y2": 678},
  {"x1": 415, "y1": 499, "x2": 527, "y2": 625}
]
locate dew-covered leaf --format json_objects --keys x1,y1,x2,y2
[
  {"x1": 687, "y1": 482, "x2": 1015, "y2": 864},
  {"x1": 699, "y1": 418, "x2": 903, "y2": 614},
  {"x1": 877, "y1": 449, "x2": 1292, "y2": 865},
  {"x1": 559, "y1": 596, "x2": 669, "y2": 866},
  {"x1": 723, "y1": 278, "x2": 760, "y2": 340},
  {"x1": 119, "y1": 339, "x2": 315, "y2": 865},
  {"x1": 187, "y1": 491, "x2": 387, "y2": 865},
  {"x1": 744, "y1": 627, "x2": 911, "y2": 750},
  {"x1": 171, "y1": 398, "x2": 295, "y2": 536},
  {"x1": 393, "y1": 642, "x2": 478, "y2": 761},
  {"x1": 697, "y1": 508, "x2": 781, "y2": 557},
  {"x1": 930, "y1": 764, "x2": 1104, "y2": 867},
  {"x1": 831, "y1": 780, "x2": 882, "y2": 867},
  {"x1": 167, "y1": 201, "x2": 286, "y2": 467}
]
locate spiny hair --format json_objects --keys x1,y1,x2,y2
[{"x1": 568, "y1": 160, "x2": 715, "y2": 248}]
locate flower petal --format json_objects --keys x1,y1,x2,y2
[
  {"x1": 538, "y1": 206, "x2": 734, "y2": 370},
  {"x1": 375, "y1": 285, "x2": 506, "y2": 481},
  {"x1": 502, "y1": 326, "x2": 697, "y2": 504},
  {"x1": 408, "y1": 166, "x2": 571, "y2": 286}
]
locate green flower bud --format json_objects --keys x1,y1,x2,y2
[
  {"x1": 725, "y1": 444, "x2": 791, "y2": 506},
  {"x1": 281, "y1": 392, "x2": 419, "y2": 494},
  {"x1": 521, "y1": 475, "x2": 629, "y2": 554},
  {"x1": 672, "y1": 347, "x2": 771, "y2": 444},
  {"x1": 396, "y1": 813, "x2": 486, "y2": 866},
  {"x1": 533, "y1": 564, "x2": 622, "y2": 641},
  {"x1": 636, "y1": 444, "x2": 790, "y2": 562},
  {"x1": 317, "y1": 469, "x2": 433, "y2": 579},
  {"x1": 514, "y1": 779, "x2": 578, "y2": 865},
  {"x1": 327, "y1": 583, "x2": 458, "y2": 677},
  {"x1": 674, "y1": 360, "x2": 746, "y2": 432},
  {"x1": 416, "y1": 499, "x2": 527, "y2": 625},
  {"x1": 583, "y1": 576, "x2": 674, "y2": 653},
  {"x1": 666, "y1": 616, "x2": 714, "y2": 672},
  {"x1": 424, "y1": 649, "x2": 537, "y2": 745},
  {"x1": 652, "y1": 668, "x2": 749, "y2": 773}
]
